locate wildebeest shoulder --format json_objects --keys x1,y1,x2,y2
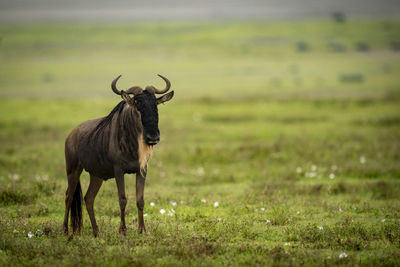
[{"x1": 76, "y1": 101, "x2": 142, "y2": 179}]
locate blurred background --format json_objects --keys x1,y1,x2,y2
[
  {"x1": 1, "y1": 1, "x2": 400, "y2": 265},
  {"x1": 0, "y1": 0, "x2": 399, "y2": 100},
  {"x1": 1, "y1": 0, "x2": 400, "y2": 22}
]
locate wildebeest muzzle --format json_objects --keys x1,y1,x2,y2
[{"x1": 145, "y1": 132, "x2": 160, "y2": 145}]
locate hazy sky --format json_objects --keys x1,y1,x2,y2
[{"x1": 1, "y1": 0, "x2": 399, "y2": 22}]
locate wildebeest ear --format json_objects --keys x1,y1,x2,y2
[
  {"x1": 121, "y1": 91, "x2": 134, "y2": 106},
  {"x1": 157, "y1": 91, "x2": 174, "y2": 105}
]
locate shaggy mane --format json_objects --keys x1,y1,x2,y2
[{"x1": 94, "y1": 100, "x2": 126, "y2": 135}]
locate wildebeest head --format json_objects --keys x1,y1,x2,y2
[{"x1": 111, "y1": 74, "x2": 174, "y2": 145}]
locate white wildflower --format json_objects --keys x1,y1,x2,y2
[
  {"x1": 260, "y1": 207, "x2": 265, "y2": 211},
  {"x1": 318, "y1": 226, "x2": 324, "y2": 230},
  {"x1": 218, "y1": 218, "x2": 222, "y2": 221},
  {"x1": 143, "y1": 214, "x2": 148, "y2": 217},
  {"x1": 284, "y1": 242, "x2": 290, "y2": 246},
  {"x1": 339, "y1": 208, "x2": 343, "y2": 212},
  {"x1": 266, "y1": 219, "x2": 271, "y2": 224},
  {"x1": 35, "y1": 174, "x2": 47, "y2": 181},
  {"x1": 201, "y1": 199, "x2": 207, "y2": 203},
  {"x1": 329, "y1": 173, "x2": 335, "y2": 179},
  {"x1": 339, "y1": 252, "x2": 348, "y2": 258},
  {"x1": 27, "y1": 232, "x2": 33, "y2": 238},
  {"x1": 311, "y1": 165, "x2": 317, "y2": 171},
  {"x1": 214, "y1": 201, "x2": 219, "y2": 207},
  {"x1": 150, "y1": 202, "x2": 155, "y2": 207},
  {"x1": 160, "y1": 209, "x2": 166, "y2": 214},
  {"x1": 170, "y1": 201, "x2": 177, "y2": 206},
  {"x1": 360, "y1": 156, "x2": 366, "y2": 164},
  {"x1": 13, "y1": 229, "x2": 18, "y2": 233},
  {"x1": 168, "y1": 210, "x2": 173, "y2": 216},
  {"x1": 9, "y1": 173, "x2": 19, "y2": 181},
  {"x1": 196, "y1": 167, "x2": 205, "y2": 177},
  {"x1": 381, "y1": 219, "x2": 386, "y2": 223},
  {"x1": 171, "y1": 208, "x2": 175, "y2": 214}
]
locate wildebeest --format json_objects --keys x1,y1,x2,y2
[{"x1": 63, "y1": 74, "x2": 174, "y2": 237}]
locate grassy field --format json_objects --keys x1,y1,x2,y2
[{"x1": 0, "y1": 19, "x2": 400, "y2": 266}]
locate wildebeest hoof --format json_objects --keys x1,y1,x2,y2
[
  {"x1": 63, "y1": 226, "x2": 68, "y2": 236},
  {"x1": 119, "y1": 227, "x2": 127, "y2": 236},
  {"x1": 138, "y1": 226, "x2": 146, "y2": 234}
]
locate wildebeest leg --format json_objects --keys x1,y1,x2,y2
[
  {"x1": 136, "y1": 167, "x2": 147, "y2": 233},
  {"x1": 84, "y1": 174, "x2": 103, "y2": 237},
  {"x1": 115, "y1": 170, "x2": 127, "y2": 236},
  {"x1": 63, "y1": 166, "x2": 83, "y2": 235}
]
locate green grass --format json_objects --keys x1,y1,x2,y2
[{"x1": 0, "y1": 19, "x2": 400, "y2": 266}]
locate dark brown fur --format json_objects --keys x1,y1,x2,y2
[{"x1": 77, "y1": 101, "x2": 143, "y2": 178}]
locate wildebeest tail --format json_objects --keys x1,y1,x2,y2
[{"x1": 71, "y1": 181, "x2": 83, "y2": 233}]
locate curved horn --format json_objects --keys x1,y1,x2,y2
[
  {"x1": 112, "y1": 75, "x2": 144, "y2": 96},
  {"x1": 111, "y1": 75, "x2": 122, "y2": 95},
  {"x1": 126, "y1": 86, "x2": 143, "y2": 95},
  {"x1": 151, "y1": 74, "x2": 171, "y2": 94}
]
